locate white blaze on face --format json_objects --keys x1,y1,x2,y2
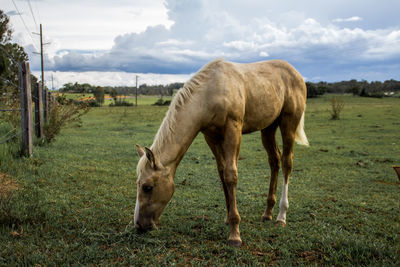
[
  {"x1": 276, "y1": 180, "x2": 289, "y2": 223},
  {"x1": 134, "y1": 194, "x2": 140, "y2": 224}
]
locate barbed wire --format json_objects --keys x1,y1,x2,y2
[
  {"x1": 0, "y1": 132, "x2": 19, "y2": 144},
  {"x1": 0, "y1": 76, "x2": 20, "y2": 91},
  {"x1": 0, "y1": 120, "x2": 43, "y2": 145},
  {"x1": 0, "y1": 109, "x2": 21, "y2": 112},
  {"x1": 0, "y1": 126, "x2": 18, "y2": 141}
]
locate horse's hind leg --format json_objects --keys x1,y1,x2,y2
[
  {"x1": 261, "y1": 120, "x2": 281, "y2": 222},
  {"x1": 276, "y1": 114, "x2": 298, "y2": 226}
]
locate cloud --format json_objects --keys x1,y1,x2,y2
[
  {"x1": 33, "y1": 70, "x2": 191, "y2": 89},
  {"x1": 36, "y1": 0, "x2": 400, "y2": 82},
  {"x1": 332, "y1": 16, "x2": 363, "y2": 23},
  {"x1": 5, "y1": 11, "x2": 21, "y2": 16}
]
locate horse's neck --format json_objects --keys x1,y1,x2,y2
[{"x1": 151, "y1": 102, "x2": 201, "y2": 172}]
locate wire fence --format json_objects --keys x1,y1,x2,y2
[{"x1": 0, "y1": 50, "x2": 50, "y2": 156}]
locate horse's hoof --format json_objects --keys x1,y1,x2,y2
[
  {"x1": 228, "y1": 239, "x2": 242, "y2": 247},
  {"x1": 275, "y1": 220, "x2": 286, "y2": 227},
  {"x1": 262, "y1": 215, "x2": 272, "y2": 222}
]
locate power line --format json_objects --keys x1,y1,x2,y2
[
  {"x1": 27, "y1": 0, "x2": 39, "y2": 30},
  {"x1": 10, "y1": 0, "x2": 39, "y2": 51},
  {"x1": 32, "y1": 0, "x2": 42, "y2": 25}
]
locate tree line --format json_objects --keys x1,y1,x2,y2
[
  {"x1": 59, "y1": 79, "x2": 400, "y2": 99},
  {"x1": 306, "y1": 79, "x2": 400, "y2": 98},
  {"x1": 59, "y1": 82, "x2": 184, "y2": 97}
]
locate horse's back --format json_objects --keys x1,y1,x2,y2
[
  {"x1": 245, "y1": 60, "x2": 306, "y2": 132},
  {"x1": 201, "y1": 59, "x2": 306, "y2": 133}
]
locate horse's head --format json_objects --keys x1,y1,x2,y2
[{"x1": 134, "y1": 144, "x2": 175, "y2": 231}]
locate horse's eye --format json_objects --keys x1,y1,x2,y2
[{"x1": 143, "y1": 185, "x2": 153, "y2": 193}]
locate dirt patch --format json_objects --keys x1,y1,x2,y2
[
  {"x1": 296, "y1": 249, "x2": 326, "y2": 264},
  {"x1": 377, "y1": 179, "x2": 399, "y2": 186},
  {"x1": 0, "y1": 172, "x2": 18, "y2": 197}
]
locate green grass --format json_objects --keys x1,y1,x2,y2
[
  {"x1": 60, "y1": 93, "x2": 172, "y2": 106},
  {"x1": 0, "y1": 95, "x2": 399, "y2": 265}
]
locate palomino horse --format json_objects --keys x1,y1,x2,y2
[{"x1": 135, "y1": 59, "x2": 309, "y2": 247}]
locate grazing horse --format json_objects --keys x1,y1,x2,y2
[{"x1": 135, "y1": 59, "x2": 309, "y2": 247}]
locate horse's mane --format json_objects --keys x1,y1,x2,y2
[{"x1": 151, "y1": 58, "x2": 224, "y2": 153}]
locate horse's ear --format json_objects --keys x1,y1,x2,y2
[
  {"x1": 136, "y1": 144, "x2": 145, "y2": 157},
  {"x1": 144, "y1": 146, "x2": 159, "y2": 170}
]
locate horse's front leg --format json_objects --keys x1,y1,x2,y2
[{"x1": 221, "y1": 120, "x2": 243, "y2": 247}]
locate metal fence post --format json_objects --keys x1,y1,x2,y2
[{"x1": 19, "y1": 62, "x2": 33, "y2": 156}]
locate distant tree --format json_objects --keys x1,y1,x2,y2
[
  {"x1": 166, "y1": 82, "x2": 184, "y2": 96},
  {"x1": 109, "y1": 88, "x2": 118, "y2": 103},
  {"x1": 348, "y1": 79, "x2": 361, "y2": 95},
  {"x1": 0, "y1": 10, "x2": 28, "y2": 98},
  {"x1": 93, "y1": 86, "x2": 105, "y2": 104},
  {"x1": 0, "y1": 10, "x2": 12, "y2": 43},
  {"x1": 306, "y1": 82, "x2": 324, "y2": 98},
  {"x1": 0, "y1": 10, "x2": 38, "y2": 139}
]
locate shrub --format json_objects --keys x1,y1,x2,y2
[
  {"x1": 330, "y1": 96, "x2": 345, "y2": 120},
  {"x1": 109, "y1": 99, "x2": 133, "y2": 107},
  {"x1": 86, "y1": 99, "x2": 102, "y2": 107},
  {"x1": 43, "y1": 100, "x2": 90, "y2": 143},
  {"x1": 152, "y1": 98, "x2": 171, "y2": 106}
]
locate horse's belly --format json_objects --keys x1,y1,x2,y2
[{"x1": 242, "y1": 101, "x2": 282, "y2": 133}]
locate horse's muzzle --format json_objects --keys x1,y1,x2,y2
[{"x1": 135, "y1": 221, "x2": 155, "y2": 233}]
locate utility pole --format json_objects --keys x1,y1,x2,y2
[
  {"x1": 33, "y1": 24, "x2": 48, "y2": 120},
  {"x1": 33, "y1": 24, "x2": 48, "y2": 89},
  {"x1": 40, "y1": 24, "x2": 44, "y2": 93},
  {"x1": 135, "y1": 75, "x2": 138, "y2": 106}
]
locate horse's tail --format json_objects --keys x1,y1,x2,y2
[{"x1": 295, "y1": 109, "x2": 309, "y2": 146}]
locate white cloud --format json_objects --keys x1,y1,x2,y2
[
  {"x1": 364, "y1": 29, "x2": 400, "y2": 59},
  {"x1": 5, "y1": 0, "x2": 400, "y2": 82},
  {"x1": 332, "y1": 16, "x2": 363, "y2": 23},
  {"x1": 45, "y1": 7, "x2": 400, "y2": 82},
  {"x1": 34, "y1": 71, "x2": 192, "y2": 89}
]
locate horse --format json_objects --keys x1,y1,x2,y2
[{"x1": 135, "y1": 58, "x2": 309, "y2": 247}]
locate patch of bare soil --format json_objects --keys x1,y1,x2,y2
[{"x1": 0, "y1": 172, "x2": 18, "y2": 197}]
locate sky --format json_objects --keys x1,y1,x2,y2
[{"x1": 2, "y1": 0, "x2": 400, "y2": 88}]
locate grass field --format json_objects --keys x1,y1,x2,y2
[
  {"x1": 59, "y1": 93, "x2": 172, "y2": 106},
  {"x1": 0, "y1": 95, "x2": 399, "y2": 265}
]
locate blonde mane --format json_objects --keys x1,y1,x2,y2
[{"x1": 151, "y1": 58, "x2": 224, "y2": 153}]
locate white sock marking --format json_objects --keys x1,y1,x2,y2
[{"x1": 276, "y1": 180, "x2": 289, "y2": 223}]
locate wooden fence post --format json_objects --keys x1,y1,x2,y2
[
  {"x1": 43, "y1": 86, "x2": 48, "y2": 123},
  {"x1": 19, "y1": 62, "x2": 33, "y2": 156},
  {"x1": 34, "y1": 82, "x2": 43, "y2": 139}
]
